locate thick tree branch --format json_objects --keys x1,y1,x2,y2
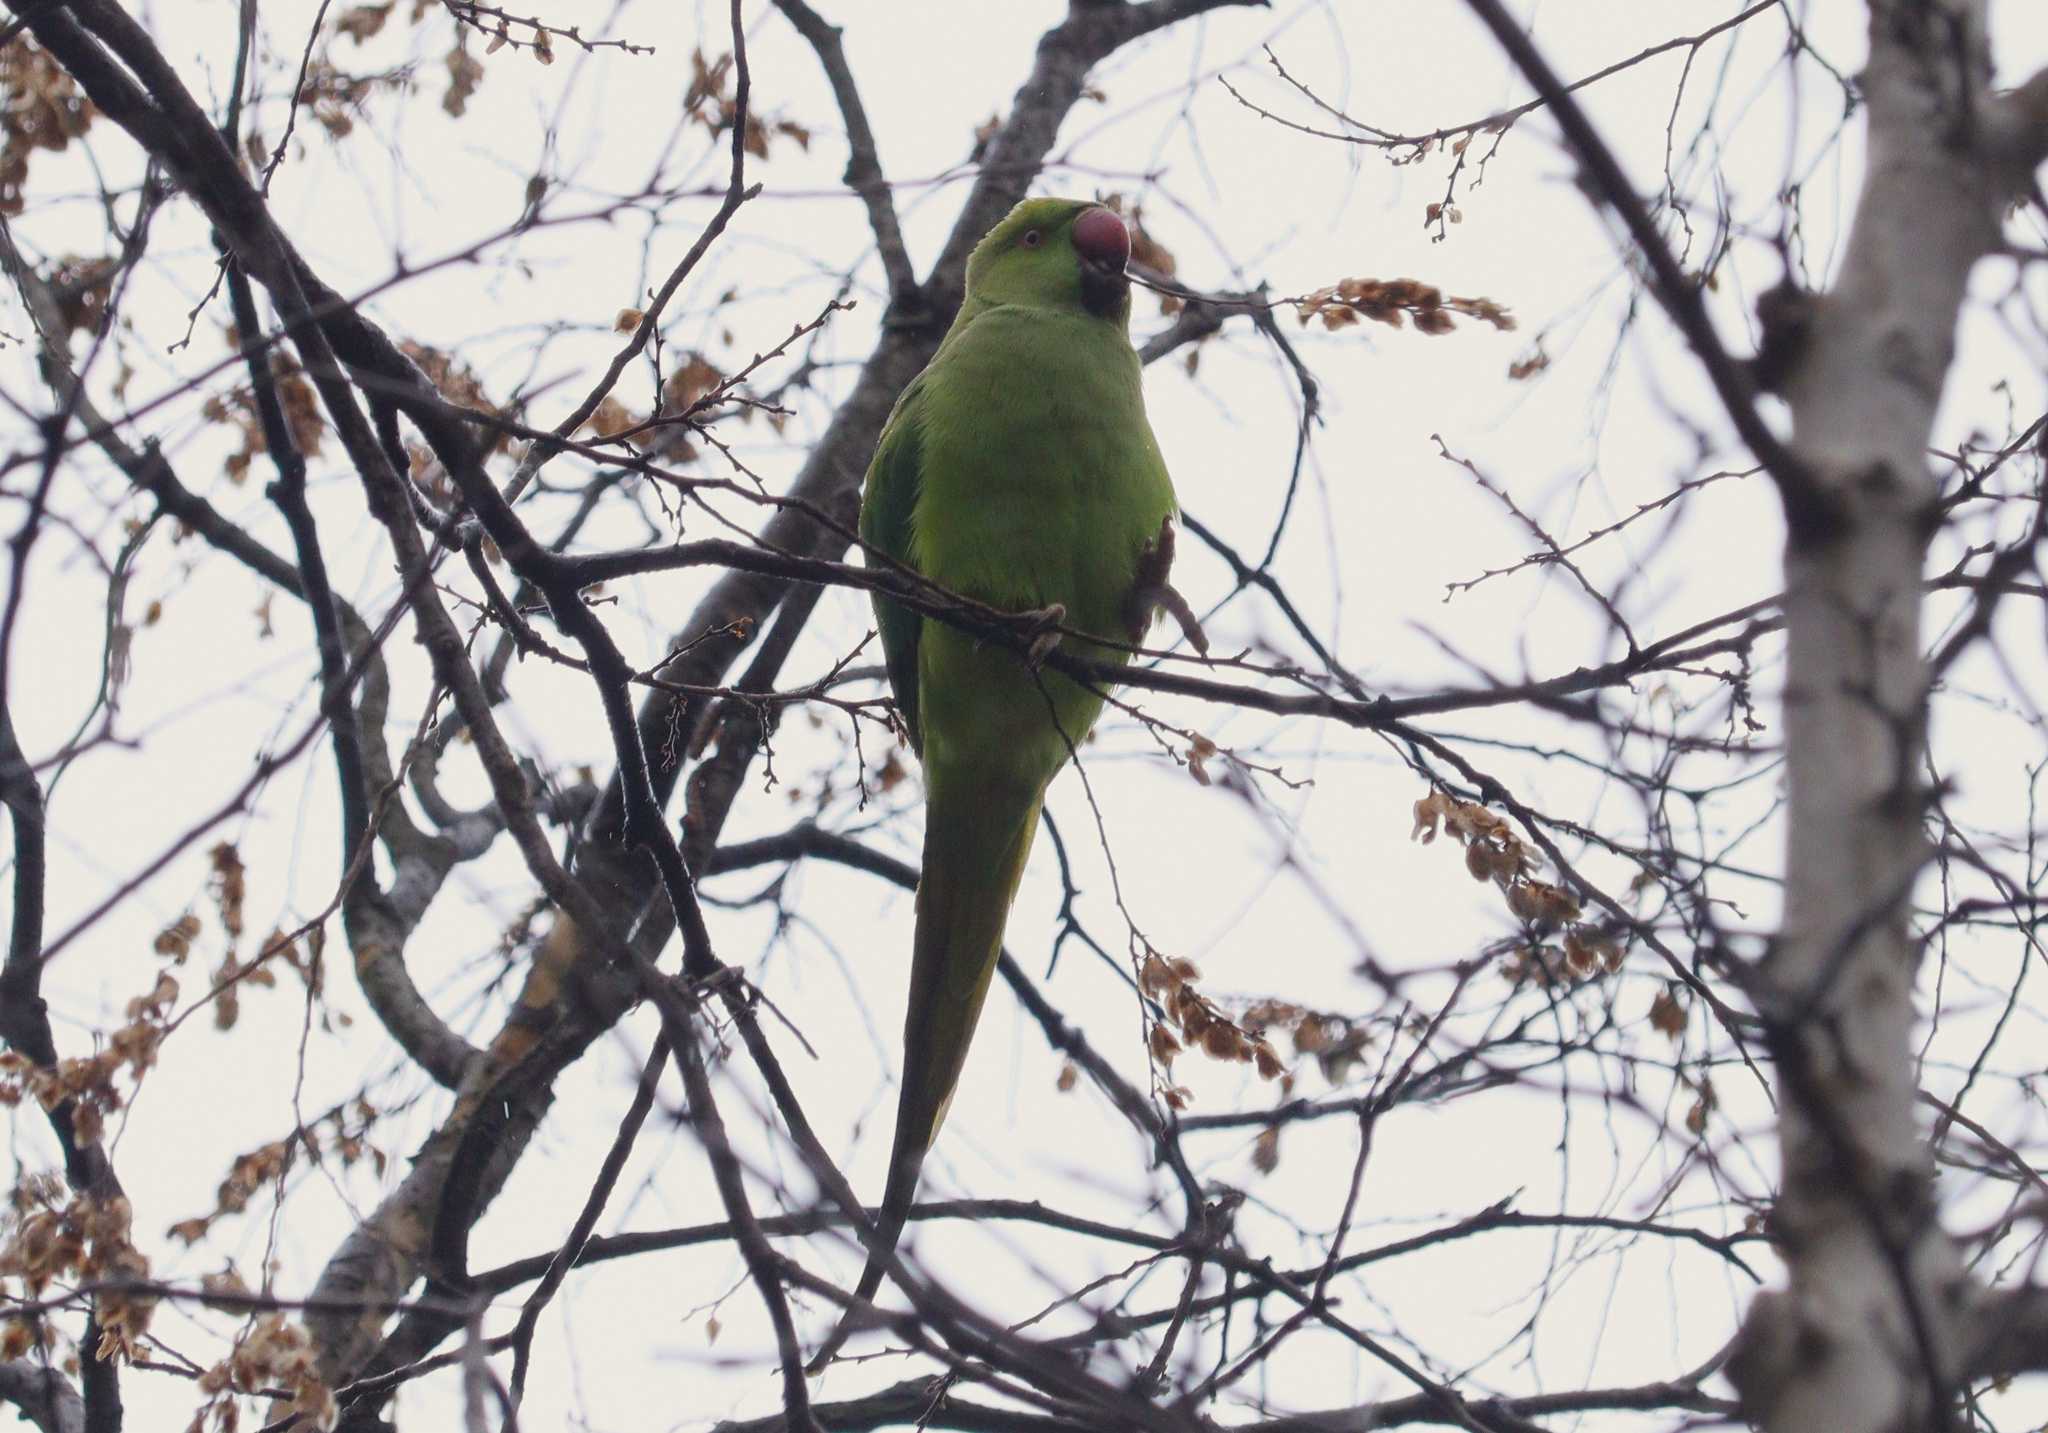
[
  {"x1": 771, "y1": 0, "x2": 916, "y2": 303},
  {"x1": 0, "y1": 1363, "x2": 84, "y2": 1433}
]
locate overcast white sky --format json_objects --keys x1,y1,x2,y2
[{"x1": 6, "y1": 1, "x2": 2048, "y2": 1428}]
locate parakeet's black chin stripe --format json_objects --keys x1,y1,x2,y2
[{"x1": 1080, "y1": 258, "x2": 1130, "y2": 318}]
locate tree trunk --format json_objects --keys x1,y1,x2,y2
[{"x1": 1729, "y1": 3, "x2": 2048, "y2": 1427}]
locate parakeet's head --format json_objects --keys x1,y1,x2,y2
[{"x1": 963, "y1": 198, "x2": 1133, "y2": 323}]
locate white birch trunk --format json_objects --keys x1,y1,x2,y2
[{"x1": 1728, "y1": 3, "x2": 2048, "y2": 1428}]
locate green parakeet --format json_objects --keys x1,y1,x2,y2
[{"x1": 818, "y1": 197, "x2": 1181, "y2": 1361}]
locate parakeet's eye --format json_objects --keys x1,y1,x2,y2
[{"x1": 1020, "y1": 229, "x2": 1044, "y2": 248}]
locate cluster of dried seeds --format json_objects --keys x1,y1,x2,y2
[
  {"x1": 0, "y1": 38, "x2": 93, "y2": 216},
  {"x1": 0, "y1": 941, "x2": 178, "y2": 1147},
  {"x1": 167, "y1": 1099, "x2": 384, "y2": 1247},
  {"x1": 681, "y1": 47, "x2": 812, "y2": 159},
  {"x1": 1139, "y1": 951, "x2": 1286, "y2": 1111},
  {"x1": 289, "y1": 60, "x2": 405, "y2": 141},
  {"x1": 401, "y1": 339, "x2": 510, "y2": 454},
  {"x1": 1297, "y1": 277, "x2": 1515, "y2": 335},
  {"x1": 579, "y1": 349, "x2": 727, "y2": 464},
  {"x1": 0, "y1": 1175, "x2": 153, "y2": 1364},
  {"x1": 191, "y1": 1292, "x2": 337, "y2": 1432},
  {"x1": 329, "y1": 0, "x2": 479, "y2": 116},
  {"x1": 39, "y1": 254, "x2": 116, "y2": 336},
  {"x1": 202, "y1": 353, "x2": 325, "y2": 485},
  {"x1": 1241, "y1": 999, "x2": 1375, "y2": 1086},
  {"x1": 1411, "y1": 789, "x2": 1625, "y2": 982}
]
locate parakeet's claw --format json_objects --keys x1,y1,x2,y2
[
  {"x1": 1155, "y1": 583, "x2": 1210, "y2": 655},
  {"x1": 1015, "y1": 601, "x2": 1068, "y2": 669},
  {"x1": 1125, "y1": 518, "x2": 1210, "y2": 654}
]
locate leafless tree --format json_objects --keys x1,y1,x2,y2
[{"x1": 0, "y1": 1, "x2": 2044, "y2": 1431}]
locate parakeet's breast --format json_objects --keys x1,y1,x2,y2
[{"x1": 909, "y1": 304, "x2": 1176, "y2": 643}]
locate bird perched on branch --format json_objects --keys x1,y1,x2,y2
[{"x1": 811, "y1": 197, "x2": 1190, "y2": 1368}]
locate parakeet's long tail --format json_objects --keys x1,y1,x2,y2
[{"x1": 808, "y1": 770, "x2": 1044, "y2": 1372}]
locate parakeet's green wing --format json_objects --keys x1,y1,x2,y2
[{"x1": 860, "y1": 377, "x2": 930, "y2": 752}]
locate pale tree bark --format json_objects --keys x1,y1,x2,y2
[
  {"x1": 0, "y1": 1363, "x2": 84, "y2": 1433},
  {"x1": 1726, "y1": 3, "x2": 2048, "y2": 1429}
]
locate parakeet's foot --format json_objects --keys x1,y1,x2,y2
[
  {"x1": 1125, "y1": 518, "x2": 1210, "y2": 654},
  {"x1": 1154, "y1": 584, "x2": 1209, "y2": 655},
  {"x1": 1014, "y1": 601, "x2": 1067, "y2": 668}
]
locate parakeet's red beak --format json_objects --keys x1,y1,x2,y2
[
  {"x1": 1073, "y1": 207, "x2": 1132, "y2": 269},
  {"x1": 1073, "y1": 207, "x2": 1132, "y2": 317}
]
